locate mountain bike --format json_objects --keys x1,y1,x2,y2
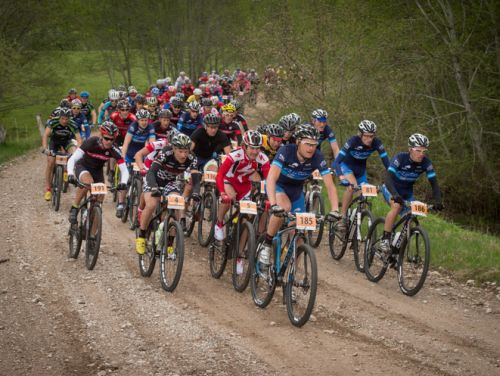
[
  {"x1": 50, "y1": 151, "x2": 69, "y2": 212},
  {"x1": 250, "y1": 212, "x2": 319, "y2": 327},
  {"x1": 195, "y1": 170, "x2": 218, "y2": 246},
  {"x1": 304, "y1": 170, "x2": 325, "y2": 248},
  {"x1": 122, "y1": 163, "x2": 143, "y2": 229},
  {"x1": 364, "y1": 200, "x2": 435, "y2": 296},
  {"x1": 208, "y1": 200, "x2": 256, "y2": 292},
  {"x1": 328, "y1": 184, "x2": 377, "y2": 272}
]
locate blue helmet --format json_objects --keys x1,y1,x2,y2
[
  {"x1": 151, "y1": 87, "x2": 160, "y2": 96},
  {"x1": 79, "y1": 91, "x2": 90, "y2": 98}
]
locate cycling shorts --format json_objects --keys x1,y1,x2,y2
[
  {"x1": 337, "y1": 162, "x2": 367, "y2": 185},
  {"x1": 223, "y1": 179, "x2": 251, "y2": 201},
  {"x1": 276, "y1": 183, "x2": 305, "y2": 213},
  {"x1": 143, "y1": 179, "x2": 182, "y2": 196},
  {"x1": 49, "y1": 138, "x2": 77, "y2": 153},
  {"x1": 381, "y1": 184, "x2": 414, "y2": 215},
  {"x1": 75, "y1": 161, "x2": 104, "y2": 184}
]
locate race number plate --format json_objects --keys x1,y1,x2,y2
[
  {"x1": 55, "y1": 155, "x2": 68, "y2": 165},
  {"x1": 203, "y1": 171, "x2": 217, "y2": 183},
  {"x1": 361, "y1": 184, "x2": 377, "y2": 197},
  {"x1": 132, "y1": 162, "x2": 140, "y2": 172},
  {"x1": 167, "y1": 195, "x2": 185, "y2": 210},
  {"x1": 90, "y1": 183, "x2": 107, "y2": 195},
  {"x1": 239, "y1": 200, "x2": 257, "y2": 215},
  {"x1": 410, "y1": 201, "x2": 428, "y2": 217},
  {"x1": 312, "y1": 169, "x2": 322, "y2": 180},
  {"x1": 296, "y1": 212, "x2": 317, "y2": 231},
  {"x1": 260, "y1": 180, "x2": 266, "y2": 194}
]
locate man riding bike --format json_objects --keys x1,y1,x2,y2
[
  {"x1": 259, "y1": 124, "x2": 341, "y2": 267},
  {"x1": 260, "y1": 123, "x2": 284, "y2": 162},
  {"x1": 110, "y1": 100, "x2": 137, "y2": 147},
  {"x1": 219, "y1": 103, "x2": 242, "y2": 145},
  {"x1": 377, "y1": 133, "x2": 443, "y2": 255},
  {"x1": 151, "y1": 109, "x2": 178, "y2": 141},
  {"x1": 66, "y1": 121, "x2": 129, "y2": 224},
  {"x1": 42, "y1": 108, "x2": 82, "y2": 201},
  {"x1": 70, "y1": 99, "x2": 90, "y2": 141},
  {"x1": 135, "y1": 133, "x2": 200, "y2": 254},
  {"x1": 79, "y1": 91, "x2": 97, "y2": 129},
  {"x1": 177, "y1": 101, "x2": 203, "y2": 137},
  {"x1": 98, "y1": 89, "x2": 120, "y2": 123},
  {"x1": 333, "y1": 120, "x2": 390, "y2": 235},
  {"x1": 311, "y1": 109, "x2": 339, "y2": 159},
  {"x1": 279, "y1": 113, "x2": 301, "y2": 145},
  {"x1": 214, "y1": 130, "x2": 270, "y2": 241}
]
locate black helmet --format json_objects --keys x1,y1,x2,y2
[
  {"x1": 59, "y1": 99, "x2": 71, "y2": 108},
  {"x1": 170, "y1": 97, "x2": 184, "y2": 108},
  {"x1": 242, "y1": 130, "x2": 263, "y2": 147},
  {"x1": 158, "y1": 109, "x2": 172, "y2": 119},
  {"x1": 358, "y1": 120, "x2": 377, "y2": 134},
  {"x1": 294, "y1": 123, "x2": 319, "y2": 141},
  {"x1": 117, "y1": 100, "x2": 130, "y2": 110},
  {"x1": 201, "y1": 97, "x2": 213, "y2": 107},
  {"x1": 135, "y1": 94, "x2": 146, "y2": 105},
  {"x1": 100, "y1": 121, "x2": 119, "y2": 138},
  {"x1": 266, "y1": 123, "x2": 285, "y2": 138},
  {"x1": 204, "y1": 113, "x2": 220, "y2": 125},
  {"x1": 256, "y1": 124, "x2": 269, "y2": 134},
  {"x1": 59, "y1": 108, "x2": 72, "y2": 118}
]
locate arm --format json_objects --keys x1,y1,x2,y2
[
  {"x1": 215, "y1": 156, "x2": 233, "y2": 193},
  {"x1": 91, "y1": 109, "x2": 97, "y2": 125},
  {"x1": 121, "y1": 133, "x2": 133, "y2": 158},
  {"x1": 322, "y1": 173, "x2": 340, "y2": 211},
  {"x1": 265, "y1": 164, "x2": 281, "y2": 206},
  {"x1": 429, "y1": 177, "x2": 442, "y2": 204},
  {"x1": 333, "y1": 148, "x2": 347, "y2": 176},
  {"x1": 117, "y1": 160, "x2": 130, "y2": 184},
  {"x1": 42, "y1": 126, "x2": 51, "y2": 150},
  {"x1": 330, "y1": 141, "x2": 340, "y2": 159},
  {"x1": 67, "y1": 148, "x2": 85, "y2": 176},
  {"x1": 377, "y1": 142, "x2": 390, "y2": 169},
  {"x1": 384, "y1": 170, "x2": 399, "y2": 197},
  {"x1": 134, "y1": 143, "x2": 155, "y2": 170},
  {"x1": 146, "y1": 161, "x2": 161, "y2": 188},
  {"x1": 74, "y1": 133, "x2": 82, "y2": 147}
]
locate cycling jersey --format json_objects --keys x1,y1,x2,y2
[
  {"x1": 177, "y1": 112, "x2": 203, "y2": 136},
  {"x1": 272, "y1": 144, "x2": 330, "y2": 201},
  {"x1": 261, "y1": 135, "x2": 279, "y2": 161},
  {"x1": 333, "y1": 135, "x2": 390, "y2": 180},
  {"x1": 152, "y1": 120, "x2": 178, "y2": 141},
  {"x1": 386, "y1": 152, "x2": 436, "y2": 198},
  {"x1": 125, "y1": 121, "x2": 155, "y2": 162},
  {"x1": 47, "y1": 118, "x2": 79, "y2": 145},
  {"x1": 234, "y1": 113, "x2": 248, "y2": 132},
  {"x1": 182, "y1": 84, "x2": 194, "y2": 98},
  {"x1": 81, "y1": 102, "x2": 95, "y2": 123},
  {"x1": 191, "y1": 127, "x2": 231, "y2": 168},
  {"x1": 98, "y1": 101, "x2": 118, "y2": 123},
  {"x1": 186, "y1": 95, "x2": 202, "y2": 103},
  {"x1": 216, "y1": 148, "x2": 270, "y2": 200},
  {"x1": 142, "y1": 139, "x2": 169, "y2": 169},
  {"x1": 219, "y1": 118, "x2": 242, "y2": 143},
  {"x1": 72, "y1": 112, "x2": 89, "y2": 140},
  {"x1": 110, "y1": 111, "x2": 137, "y2": 139},
  {"x1": 317, "y1": 125, "x2": 336, "y2": 148}
]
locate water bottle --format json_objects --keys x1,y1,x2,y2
[
  {"x1": 155, "y1": 222, "x2": 164, "y2": 247},
  {"x1": 392, "y1": 232, "x2": 401, "y2": 247}
]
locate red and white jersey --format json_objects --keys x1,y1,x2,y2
[
  {"x1": 216, "y1": 147, "x2": 270, "y2": 193},
  {"x1": 143, "y1": 139, "x2": 168, "y2": 169}
]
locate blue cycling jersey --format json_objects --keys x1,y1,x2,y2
[
  {"x1": 125, "y1": 121, "x2": 155, "y2": 160},
  {"x1": 177, "y1": 112, "x2": 203, "y2": 137},
  {"x1": 317, "y1": 125, "x2": 336, "y2": 148},
  {"x1": 388, "y1": 152, "x2": 436, "y2": 197},
  {"x1": 272, "y1": 144, "x2": 330, "y2": 200},
  {"x1": 333, "y1": 136, "x2": 389, "y2": 177},
  {"x1": 98, "y1": 101, "x2": 117, "y2": 123}
]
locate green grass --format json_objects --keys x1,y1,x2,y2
[{"x1": 322, "y1": 185, "x2": 500, "y2": 284}]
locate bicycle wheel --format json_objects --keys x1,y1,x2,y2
[
  {"x1": 232, "y1": 220, "x2": 255, "y2": 292},
  {"x1": 198, "y1": 190, "x2": 217, "y2": 247},
  {"x1": 112, "y1": 167, "x2": 120, "y2": 203},
  {"x1": 184, "y1": 196, "x2": 197, "y2": 237},
  {"x1": 128, "y1": 178, "x2": 142, "y2": 230},
  {"x1": 208, "y1": 235, "x2": 228, "y2": 279},
  {"x1": 250, "y1": 235, "x2": 276, "y2": 308},
  {"x1": 138, "y1": 221, "x2": 158, "y2": 277},
  {"x1": 68, "y1": 208, "x2": 84, "y2": 259},
  {"x1": 285, "y1": 243, "x2": 317, "y2": 327},
  {"x1": 306, "y1": 191, "x2": 325, "y2": 248},
  {"x1": 364, "y1": 217, "x2": 388, "y2": 282},
  {"x1": 85, "y1": 205, "x2": 102, "y2": 270},
  {"x1": 353, "y1": 209, "x2": 374, "y2": 272},
  {"x1": 328, "y1": 220, "x2": 348, "y2": 260},
  {"x1": 398, "y1": 226, "x2": 430, "y2": 296},
  {"x1": 52, "y1": 166, "x2": 63, "y2": 212},
  {"x1": 159, "y1": 219, "x2": 184, "y2": 292}
]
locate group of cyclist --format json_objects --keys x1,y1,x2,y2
[{"x1": 41, "y1": 67, "x2": 443, "y2": 274}]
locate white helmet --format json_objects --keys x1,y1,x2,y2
[
  {"x1": 358, "y1": 120, "x2": 377, "y2": 134},
  {"x1": 108, "y1": 90, "x2": 120, "y2": 101},
  {"x1": 193, "y1": 88, "x2": 202, "y2": 96},
  {"x1": 408, "y1": 133, "x2": 429, "y2": 148}
]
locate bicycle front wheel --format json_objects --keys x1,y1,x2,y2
[
  {"x1": 398, "y1": 226, "x2": 430, "y2": 296},
  {"x1": 184, "y1": 196, "x2": 197, "y2": 237},
  {"x1": 364, "y1": 217, "x2": 388, "y2": 282},
  {"x1": 328, "y1": 220, "x2": 347, "y2": 260},
  {"x1": 250, "y1": 235, "x2": 276, "y2": 308},
  {"x1": 128, "y1": 178, "x2": 142, "y2": 230},
  {"x1": 68, "y1": 209, "x2": 84, "y2": 259},
  {"x1": 306, "y1": 191, "x2": 325, "y2": 248},
  {"x1": 232, "y1": 220, "x2": 255, "y2": 292},
  {"x1": 198, "y1": 190, "x2": 217, "y2": 247},
  {"x1": 353, "y1": 209, "x2": 374, "y2": 272},
  {"x1": 159, "y1": 220, "x2": 184, "y2": 292},
  {"x1": 52, "y1": 166, "x2": 63, "y2": 212},
  {"x1": 285, "y1": 243, "x2": 317, "y2": 327},
  {"x1": 85, "y1": 205, "x2": 102, "y2": 270},
  {"x1": 138, "y1": 220, "x2": 158, "y2": 277}
]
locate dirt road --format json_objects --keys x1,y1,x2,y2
[{"x1": 0, "y1": 149, "x2": 499, "y2": 375}]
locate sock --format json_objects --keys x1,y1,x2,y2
[
  {"x1": 265, "y1": 234, "x2": 273, "y2": 245},
  {"x1": 72, "y1": 204, "x2": 79, "y2": 209},
  {"x1": 383, "y1": 231, "x2": 391, "y2": 240},
  {"x1": 139, "y1": 229, "x2": 146, "y2": 238},
  {"x1": 216, "y1": 220, "x2": 224, "y2": 227}
]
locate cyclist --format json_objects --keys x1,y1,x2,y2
[
  {"x1": 231, "y1": 100, "x2": 248, "y2": 133},
  {"x1": 187, "y1": 88, "x2": 203, "y2": 103},
  {"x1": 131, "y1": 94, "x2": 146, "y2": 114},
  {"x1": 181, "y1": 78, "x2": 195, "y2": 98},
  {"x1": 311, "y1": 109, "x2": 339, "y2": 158},
  {"x1": 49, "y1": 99, "x2": 71, "y2": 120},
  {"x1": 177, "y1": 101, "x2": 202, "y2": 136},
  {"x1": 260, "y1": 123, "x2": 284, "y2": 162},
  {"x1": 333, "y1": 120, "x2": 390, "y2": 235},
  {"x1": 135, "y1": 133, "x2": 200, "y2": 254},
  {"x1": 200, "y1": 97, "x2": 219, "y2": 118},
  {"x1": 175, "y1": 71, "x2": 190, "y2": 91},
  {"x1": 191, "y1": 113, "x2": 232, "y2": 170},
  {"x1": 219, "y1": 103, "x2": 242, "y2": 145},
  {"x1": 110, "y1": 100, "x2": 137, "y2": 147},
  {"x1": 66, "y1": 121, "x2": 129, "y2": 224},
  {"x1": 70, "y1": 99, "x2": 90, "y2": 141},
  {"x1": 122, "y1": 109, "x2": 156, "y2": 165},
  {"x1": 66, "y1": 88, "x2": 78, "y2": 102},
  {"x1": 79, "y1": 91, "x2": 97, "y2": 127},
  {"x1": 214, "y1": 130, "x2": 270, "y2": 241},
  {"x1": 41, "y1": 108, "x2": 81, "y2": 200},
  {"x1": 98, "y1": 89, "x2": 120, "y2": 123},
  {"x1": 279, "y1": 113, "x2": 301, "y2": 145},
  {"x1": 152, "y1": 109, "x2": 178, "y2": 141},
  {"x1": 259, "y1": 124, "x2": 341, "y2": 267},
  {"x1": 127, "y1": 86, "x2": 138, "y2": 107},
  {"x1": 163, "y1": 96, "x2": 184, "y2": 126},
  {"x1": 377, "y1": 133, "x2": 443, "y2": 254}
]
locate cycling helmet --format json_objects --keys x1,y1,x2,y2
[
  {"x1": 279, "y1": 114, "x2": 300, "y2": 132},
  {"x1": 127, "y1": 85, "x2": 136, "y2": 92},
  {"x1": 109, "y1": 90, "x2": 120, "y2": 101},
  {"x1": 136, "y1": 109, "x2": 150, "y2": 120},
  {"x1": 175, "y1": 93, "x2": 185, "y2": 101},
  {"x1": 170, "y1": 133, "x2": 192, "y2": 149},
  {"x1": 167, "y1": 85, "x2": 176, "y2": 93},
  {"x1": 210, "y1": 96, "x2": 219, "y2": 105},
  {"x1": 256, "y1": 124, "x2": 269, "y2": 134},
  {"x1": 311, "y1": 109, "x2": 328, "y2": 121},
  {"x1": 242, "y1": 130, "x2": 263, "y2": 147},
  {"x1": 204, "y1": 113, "x2": 220, "y2": 125},
  {"x1": 358, "y1": 120, "x2": 377, "y2": 134},
  {"x1": 135, "y1": 94, "x2": 146, "y2": 104},
  {"x1": 230, "y1": 100, "x2": 243, "y2": 112},
  {"x1": 151, "y1": 87, "x2": 160, "y2": 96},
  {"x1": 201, "y1": 97, "x2": 212, "y2": 107},
  {"x1": 193, "y1": 88, "x2": 202, "y2": 96},
  {"x1": 79, "y1": 91, "x2": 90, "y2": 98},
  {"x1": 117, "y1": 85, "x2": 126, "y2": 92},
  {"x1": 156, "y1": 79, "x2": 164, "y2": 85},
  {"x1": 266, "y1": 123, "x2": 285, "y2": 138},
  {"x1": 179, "y1": 71, "x2": 186, "y2": 76},
  {"x1": 117, "y1": 100, "x2": 130, "y2": 110},
  {"x1": 68, "y1": 88, "x2": 77, "y2": 95},
  {"x1": 158, "y1": 109, "x2": 172, "y2": 119},
  {"x1": 294, "y1": 123, "x2": 320, "y2": 140},
  {"x1": 146, "y1": 96, "x2": 157, "y2": 106},
  {"x1": 408, "y1": 133, "x2": 429, "y2": 148},
  {"x1": 170, "y1": 97, "x2": 184, "y2": 107},
  {"x1": 59, "y1": 108, "x2": 72, "y2": 118},
  {"x1": 60, "y1": 99, "x2": 71, "y2": 108},
  {"x1": 100, "y1": 121, "x2": 119, "y2": 138},
  {"x1": 128, "y1": 88, "x2": 138, "y2": 95},
  {"x1": 189, "y1": 101, "x2": 201, "y2": 112},
  {"x1": 221, "y1": 103, "x2": 236, "y2": 113},
  {"x1": 71, "y1": 99, "x2": 82, "y2": 108},
  {"x1": 165, "y1": 77, "x2": 172, "y2": 84}
]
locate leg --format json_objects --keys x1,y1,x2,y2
[
  {"x1": 45, "y1": 156, "x2": 55, "y2": 191},
  {"x1": 215, "y1": 183, "x2": 237, "y2": 241},
  {"x1": 139, "y1": 192, "x2": 160, "y2": 232},
  {"x1": 340, "y1": 173, "x2": 357, "y2": 217}
]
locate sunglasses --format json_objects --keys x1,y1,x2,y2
[
  {"x1": 246, "y1": 145, "x2": 261, "y2": 150},
  {"x1": 302, "y1": 141, "x2": 317, "y2": 148},
  {"x1": 103, "y1": 136, "x2": 114, "y2": 141},
  {"x1": 120, "y1": 109, "x2": 129, "y2": 112},
  {"x1": 71, "y1": 107, "x2": 81, "y2": 110}
]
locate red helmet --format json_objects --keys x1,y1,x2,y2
[{"x1": 100, "y1": 121, "x2": 119, "y2": 138}]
